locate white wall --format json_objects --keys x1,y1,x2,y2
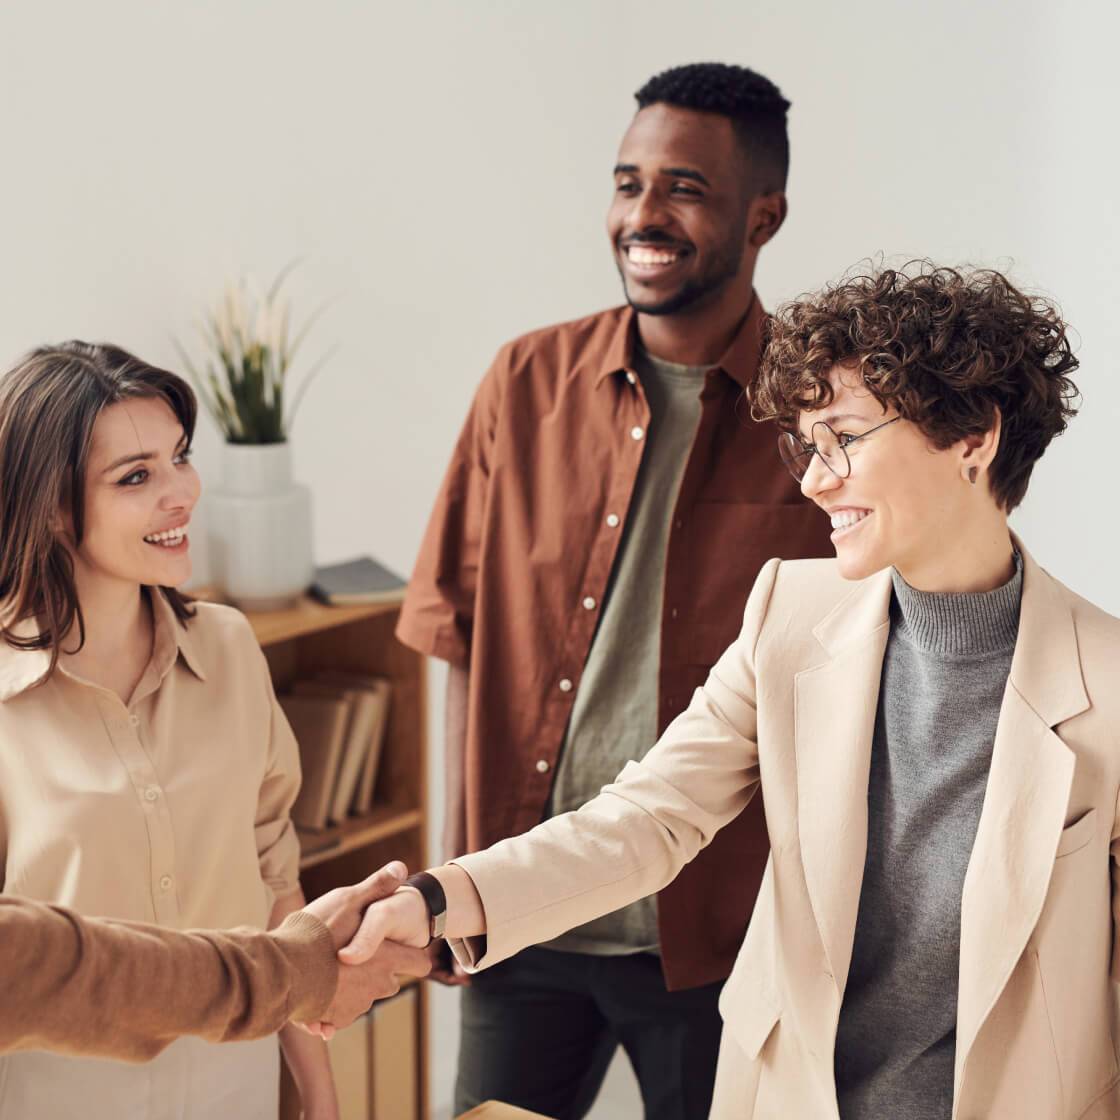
[{"x1": 3, "y1": 3, "x2": 1118, "y2": 1116}]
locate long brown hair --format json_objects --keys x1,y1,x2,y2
[{"x1": 0, "y1": 341, "x2": 198, "y2": 682}]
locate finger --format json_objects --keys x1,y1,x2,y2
[
  {"x1": 338, "y1": 906, "x2": 388, "y2": 965},
  {"x1": 429, "y1": 969, "x2": 470, "y2": 987},
  {"x1": 320, "y1": 1023, "x2": 336, "y2": 1041},
  {"x1": 349, "y1": 861, "x2": 409, "y2": 907},
  {"x1": 379, "y1": 941, "x2": 433, "y2": 977}
]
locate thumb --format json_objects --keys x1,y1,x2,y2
[
  {"x1": 338, "y1": 903, "x2": 388, "y2": 965},
  {"x1": 350, "y1": 861, "x2": 408, "y2": 907}
]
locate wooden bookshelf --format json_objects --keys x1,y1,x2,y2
[{"x1": 236, "y1": 591, "x2": 430, "y2": 1120}]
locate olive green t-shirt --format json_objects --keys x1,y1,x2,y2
[{"x1": 542, "y1": 346, "x2": 705, "y2": 955}]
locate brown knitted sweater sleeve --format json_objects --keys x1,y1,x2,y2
[{"x1": 0, "y1": 898, "x2": 337, "y2": 1061}]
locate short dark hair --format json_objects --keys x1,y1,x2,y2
[
  {"x1": 0, "y1": 341, "x2": 198, "y2": 684},
  {"x1": 749, "y1": 262, "x2": 1081, "y2": 512},
  {"x1": 635, "y1": 62, "x2": 790, "y2": 193}
]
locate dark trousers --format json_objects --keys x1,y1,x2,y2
[{"x1": 454, "y1": 946, "x2": 724, "y2": 1120}]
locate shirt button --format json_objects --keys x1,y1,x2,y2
[
  {"x1": 625, "y1": 371, "x2": 637, "y2": 385},
  {"x1": 535, "y1": 759, "x2": 550, "y2": 774},
  {"x1": 159, "y1": 875, "x2": 174, "y2": 891},
  {"x1": 606, "y1": 513, "x2": 620, "y2": 528},
  {"x1": 582, "y1": 596, "x2": 597, "y2": 611},
  {"x1": 129, "y1": 714, "x2": 140, "y2": 727},
  {"x1": 670, "y1": 607, "x2": 678, "y2": 619},
  {"x1": 630, "y1": 426, "x2": 645, "y2": 441},
  {"x1": 144, "y1": 786, "x2": 160, "y2": 802},
  {"x1": 558, "y1": 678, "x2": 573, "y2": 693}
]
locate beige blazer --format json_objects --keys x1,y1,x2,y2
[{"x1": 451, "y1": 541, "x2": 1120, "y2": 1119}]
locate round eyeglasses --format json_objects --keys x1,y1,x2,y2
[{"x1": 778, "y1": 417, "x2": 902, "y2": 482}]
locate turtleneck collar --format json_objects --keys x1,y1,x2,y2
[{"x1": 890, "y1": 552, "x2": 1023, "y2": 657}]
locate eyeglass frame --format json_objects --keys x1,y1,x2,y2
[{"x1": 778, "y1": 415, "x2": 902, "y2": 482}]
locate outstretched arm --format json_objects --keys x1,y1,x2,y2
[
  {"x1": 340, "y1": 560, "x2": 781, "y2": 980},
  {"x1": 0, "y1": 862, "x2": 429, "y2": 1062}
]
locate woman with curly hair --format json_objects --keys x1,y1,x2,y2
[{"x1": 346, "y1": 263, "x2": 1117, "y2": 1120}]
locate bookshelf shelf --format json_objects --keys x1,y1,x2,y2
[
  {"x1": 299, "y1": 805, "x2": 424, "y2": 870},
  {"x1": 234, "y1": 593, "x2": 429, "y2": 1120},
  {"x1": 249, "y1": 592, "x2": 404, "y2": 647}
]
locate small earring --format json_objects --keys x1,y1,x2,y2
[{"x1": 968, "y1": 467, "x2": 978, "y2": 485}]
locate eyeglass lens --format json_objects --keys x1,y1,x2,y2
[{"x1": 778, "y1": 423, "x2": 850, "y2": 482}]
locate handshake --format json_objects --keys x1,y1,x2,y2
[{"x1": 296, "y1": 861, "x2": 442, "y2": 1038}]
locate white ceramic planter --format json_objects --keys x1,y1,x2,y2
[{"x1": 207, "y1": 442, "x2": 313, "y2": 611}]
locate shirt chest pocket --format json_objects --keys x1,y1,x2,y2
[{"x1": 688, "y1": 502, "x2": 831, "y2": 666}]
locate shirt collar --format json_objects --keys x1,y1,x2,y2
[
  {"x1": 593, "y1": 293, "x2": 766, "y2": 391},
  {"x1": 150, "y1": 588, "x2": 208, "y2": 684},
  {"x1": 0, "y1": 589, "x2": 206, "y2": 703}
]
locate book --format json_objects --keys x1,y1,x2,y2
[
  {"x1": 291, "y1": 680, "x2": 377, "y2": 823},
  {"x1": 315, "y1": 671, "x2": 392, "y2": 813},
  {"x1": 372, "y1": 988, "x2": 417, "y2": 1120},
  {"x1": 327, "y1": 1013, "x2": 371, "y2": 1120},
  {"x1": 310, "y1": 556, "x2": 406, "y2": 606},
  {"x1": 279, "y1": 694, "x2": 351, "y2": 831}
]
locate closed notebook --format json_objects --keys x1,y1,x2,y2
[
  {"x1": 310, "y1": 556, "x2": 405, "y2": 606},
  {"x1": 315, "y1": 671, "x2": 392, "y2": 813},
  {"x1": 456, "y1": 1105, "x2": 553, "y2": 1119},
  {"x1": 278, "y1": 694, "x2": 350, "y2": 831},
  {"x1": 292, "y1": 679, "x2": 379, "y2": 823}
]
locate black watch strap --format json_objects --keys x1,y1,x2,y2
[{"x1": 403, "y1": 871, "x2": 447, "y2": 942}]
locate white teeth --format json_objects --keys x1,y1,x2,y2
[
  {"x1": 628, "y1": 246, "x2": 680, "y2": 266},
  {"x1": 144, "y1": 527, "x2": 187, "y2": 546},
  {"x1": 830, "y1": 510, "x2": 869, "y2": 531}
]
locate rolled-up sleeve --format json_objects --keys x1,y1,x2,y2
[{"x1": 396, "y1": 349, "x2": 506, "y2": 668}]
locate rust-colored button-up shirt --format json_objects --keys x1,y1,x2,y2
[{"x1": 397, "y1": 298, "x2": 833, "y2": 989}]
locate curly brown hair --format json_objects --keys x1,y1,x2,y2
[{"x1": 749, "y1": 262, "x2": 1081, "y2": 510}]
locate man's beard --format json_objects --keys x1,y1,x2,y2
[{"x1": 616, "y1": 233, "x2": 745, "y2": 317}]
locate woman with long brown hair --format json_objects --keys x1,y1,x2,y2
[{"x1": 0, "y1": 342, "x2": 337, "y2": 1118}]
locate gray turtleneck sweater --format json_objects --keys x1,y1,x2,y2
[{"x1": 834, "y1": 557, "x2": 1023, "y2": 1119}]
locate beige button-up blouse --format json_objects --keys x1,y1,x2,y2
[{"x1": 0, "y1": 590, "x2": 302, "y2": 1120}]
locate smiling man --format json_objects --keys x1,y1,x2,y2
[{"x1": 398, "y1": 63, "x2": 832, "y2": 1120}]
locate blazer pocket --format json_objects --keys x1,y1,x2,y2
[
  {"x1": 1055, "y1": 807, "x2": 1096, "y2": 858},
  {"x1": 720, "y1": 968, "x2": 782, "y2": 1060}
]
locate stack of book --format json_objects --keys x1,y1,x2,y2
[
  {"x1": 279, "y1": 672, "x2": 393, "y2": 832},
  {"x1": 279, "y1": 988, "x2": 418, "y2": 1120}
]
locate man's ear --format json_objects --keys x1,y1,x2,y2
[{"x1": 748, "y1": 191, "x2": 787, "y2": 249}]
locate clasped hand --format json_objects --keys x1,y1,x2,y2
[{"x1": 295, "y1": 862, "x2": 432, "y2": 1039}]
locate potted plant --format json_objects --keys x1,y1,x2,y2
[{"x1": 177, "y1": 266, "x2": 333, "y2": 610}]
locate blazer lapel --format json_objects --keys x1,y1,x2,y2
[
  {"x1": 953, "y1": 541, "x2": 1088, "y2": 1102},
  {"x1": 795, "y1": 568, "x2": 892, "y2": 994}
]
